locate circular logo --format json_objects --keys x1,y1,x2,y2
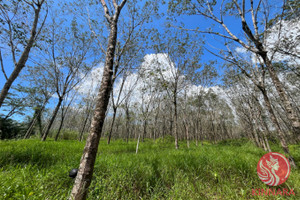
[{"x1": 257, "y1": 152, "x2": 290, "y2": 186}]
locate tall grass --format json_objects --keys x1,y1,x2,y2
[{"x1": 0, "y1": 138, "x2": 299, "y2": 199}]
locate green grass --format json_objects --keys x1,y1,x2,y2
[{"x1": 0, "y1": 138, "x2": 299, "y2": 199}]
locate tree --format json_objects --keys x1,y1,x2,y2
[
  {"x1": 0, "y1": 116, "x2": 26, "y2": 139},
  {"x1": 169, "y1": 0, "x2": 298, "y2": 166},
  {"x1": 149, "y1": 29, "x2": 203, "y2": 149},
  {"x1": 136, "y1": 77, "x2": 157, "y2": 153},
  {"x1": 69, "y1": 1, "x2": 127, "y2": 199},
  {"x1": 70, "y1": 0, "x2": 160, "y2": 198},
  {"x1": 40, "y1": 16, "x2": 92, "y2": 141},
  {"x1": 77, "y1": 83, "x2": 99, "y2": 142},
  {"x1": 107, "y1": 71, "x2": 138, "y2": 144},
  {"x1": 189, "y1": 62, "x2": 219, "y2": 145},
  {"x1": 0, "y1": 0, "x2": 47, "y2": 107},
  {"x1": 21, "y1": 63, "x2": 56, "y2": 138},
  {"x1": 54, "y1": 90, "x2": 77, "y2": 141}
]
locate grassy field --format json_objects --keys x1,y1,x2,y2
[{"x1": 0, "y1": 138, "x2": 299, "y2": 200}]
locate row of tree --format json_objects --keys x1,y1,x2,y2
[{"x1": 0, "y1": 0, "x2": 299, "y2": 199}]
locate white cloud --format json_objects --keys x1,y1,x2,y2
[
  {"x1": 72, "y1": 54, "x2": 236, "y2": 119},
  {"x1": 235, "y1": 47, "x2": 248, "y2": 54},
  {"x1": 140, "y1": 53, "x2": 179, "y2": 82},
  {"x1": 234, "y1": 18, "x2": 300, "y2": 65},
  {"x1": 266, "y1": 19, "x2": 300, "y2": 64},
  {"x1": 76, "y1": 63, "x2": 104, "y2": 96}
]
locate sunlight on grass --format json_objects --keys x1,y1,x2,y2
[{"x1": 0, "y1": 139, "x2": 299, "y2": 199}]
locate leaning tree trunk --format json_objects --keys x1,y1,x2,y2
[
  {"x1": 41, "y1": 97, "x2": 63, "y2": 141},
  {"x1": 260, "y1": 87, "x2": 296, "y2": 168},
  {"x1": 240, "y1": 13, "x2": 300, "y2": 140},
  {"x1": 0, "y1": 2, "x2": 44, "y2": 107},
  {"x1": 253, "y1": 94, "x2": 272, "y2": 152},
  {"x1": 24, "y1": 116, "x2": 38, "y2": 139},
  {"x1": 262, "y1": 55, "x2": 300, "y2": 139},
  {"x1": 79, "y1": 101, "x2": 94, "y2": 142},
  {"x1": 136, "y1": 132, "x2": 141, "y2": 154},
  {"x1": 69, "y1": 1, "x2": 125, "y2": 195},
  {"x1": 79, "y1": 110, "x2": 91, "y2": 142},
  {"x1": 24, "y1": 99, "x2": 48, "y2": 139}
]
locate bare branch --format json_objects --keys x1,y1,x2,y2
[
  {"x1": 7, "y1": 20, "x2": 17, "y2": 66},
  {"x1": 119, "y1": 0, "x2": 127, "y2": 11},
  {"x1": 220, "y1": 0, "x2": 225, "y2": 22},
  {"x1": 171, "y1": 24, "x2": 255, "y2": 52},
  {"x1": 100, "y1": 0, "x2": 112, "y2": 23},
  {"x1": 86, "y1": 7, "x2": 106, "y2": 54},
  {"x1": 242, "y1": 0, "x2": 245, "y2": 19},
  {"x1": 0, "y1": 49, "x2": 8, "y2": 80},
  {"x1": 112, "y1": 0, "x2": 127, "y2": 21},
  {"x1": 251, "y1": 0, "x2": 261, "y2": 38},
  {"x1": 233, "y1": 0, "x2": 265, "y2": 53},
  {"x1": 35, "y1": 3, "x2": 48, "y2": 40},
  {"x1": 277, "y1": 49, "x2": 300, "y2": 60},
  {"x1": 24, "y1": 0, "x2": 35, "y2": 9},
  {"x1": 112, "y1": 0, "x2": 118, "y2": 10},
  {"x1": 198, "y1": 1, "x2": 259, "y2": 53},
  {"x1": 269, "y1": 1, "x2": 288, "y2": 62}
]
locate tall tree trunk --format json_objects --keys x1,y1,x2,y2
[
  {"x1": 69, "y1": 1, "x2": 125, "y2": 195},
  {"x1": 259, "y1": 87, "x2": 296, "y2": 167},
  {"x1": 153, "y1": 104, "x2": 160, "y2": 141},
  {"x1": 194, "y1": 119, "x2": 199, "y2": 146},
  {"x1": 125, "y1": 105, "x2": 130, "y2": 143},
  {"x1": 260, "y1": 137, "x2": 267, "y2": 151},
  {"x1": 38, "y1": 112, "x2": 42, "y2": 136},
  {"x1": 162, "y1": 117, "x2": 166, "y2": 139},
  {"x1": 184, "y1": 120, "x2": 190, "y2": 148},
  {"x1": 253, "y1": 94, "x2": 272, "y2": 152},
  {"x1": 55, "y1": 114, "x2": 65, "y2": 141},
  {"x1": 173, "y1": 96, "x2": 179, "y2": 149},
  {"x1": 248, "y1": 102, "x2": 262, "y2": 148},
  {"x1": 136, "y1": 132, "x2": 141, "y2": 154},
  {"x1": 41, "y1": 97, "x2": 63, "y2": 141},
  {"x1": 240, "y1": 8, "x2": 300, "y2": 138},
  {"x1": 142, "y1": 120, "x2": 147, "y2": 142},
  {"x1": 115, "y1": 114, "x2": 121, "y2": 138},
  {"x1": 79, "y1": 110, "x2": 91, "y2": 142},
  {"x1": 262, "y1": 55, "x2": 300, "y2": 138},
  {"x1": 0, "y1": 2, "x2": 44, "y2": 107},
  {"x1": 107, "y1": 107, "x2": 117, "y2": 144}
]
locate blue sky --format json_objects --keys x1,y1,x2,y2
[{"x1": 0, "y1": 0, "x2": 286, "y2": 121}]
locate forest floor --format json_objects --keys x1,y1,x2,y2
[{"x1": 0, "y1": 138, "x2": 299, "y2": 200}]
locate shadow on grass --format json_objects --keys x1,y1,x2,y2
[{"x1": 0, "y1": 149, "x2": 60, "y2": 168}]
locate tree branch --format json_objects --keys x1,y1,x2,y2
[
  {"x1": 100, "y1": 0, "x2": 112, "y2": 23},
  {"x1": 35, "y1": 2, "x2": 48, "y2": 41},
  {"x1": 112, "y1": 0, "x2": 118, "y2": 10},
  {"x1": 86, "y1": 7, "x2": 106, "y2": 54},
  {"x1": 0, "y1": 49, "x2": 8, "y2": 80}
]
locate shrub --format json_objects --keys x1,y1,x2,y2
[
  {"x1": 0, "y1": 116, "x2": 26, "y2": 139},
  {"x1": 59, "y1": 129, "x2": 78, "y2": 140}
]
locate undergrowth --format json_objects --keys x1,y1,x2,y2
[{"x1": 0, "y1": 138, "x2": 299, "y2": 199}]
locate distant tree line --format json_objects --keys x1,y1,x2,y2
[{"x1": 0, "y1": 0, "x2": 299, "y2": 199}]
